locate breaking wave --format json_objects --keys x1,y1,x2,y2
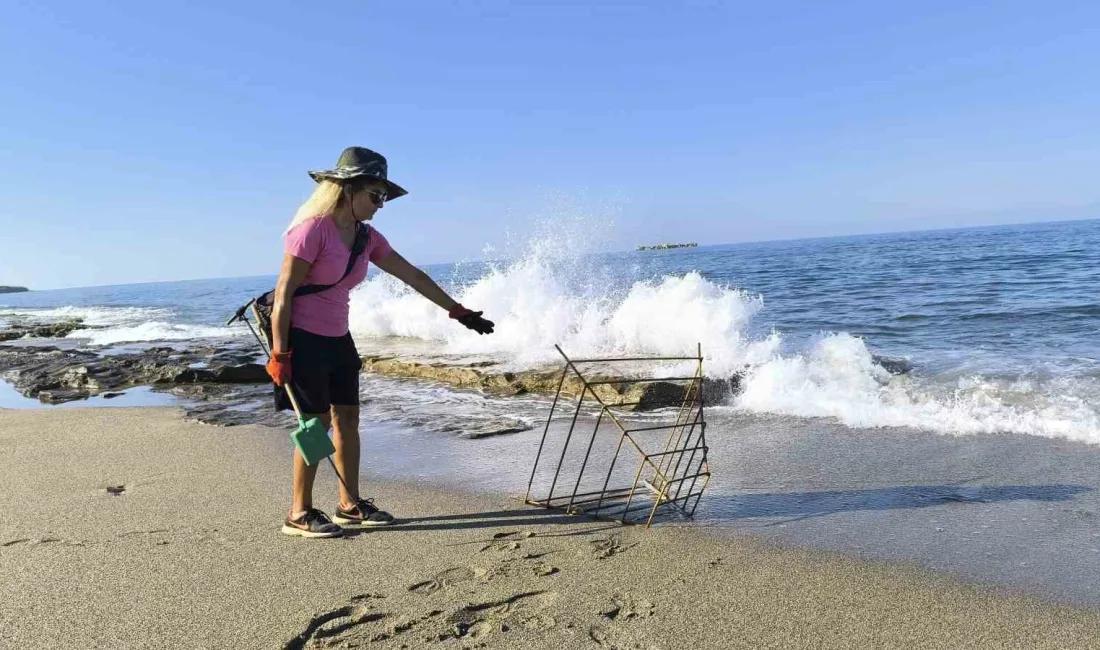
[
  {"x1": 348, "y1": 227, "x2": 1100, "y2": 444},
  {"x1": 0, "y1": 306, "x2": 242, "y2": 346}
]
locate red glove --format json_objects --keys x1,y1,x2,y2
[{"x1": 266, "y1": 350, "x2": 292, "y2": 386}]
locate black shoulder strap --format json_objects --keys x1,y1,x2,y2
[{"x1": 293, "y1": 222, "x2": 372, "y2": 298}]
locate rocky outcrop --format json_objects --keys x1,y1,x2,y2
[
  {"x1": 360, "y1": 355, "x2": 740, "y2": 410},
  {"x1": 359, "y1": 353, "x2": 908, "y2": 409},
  {"x1": 0, "y1": 344, "x2": 266, "y2": 404},
  {"x1": 0, "y1": 319, "x2": 88, "y2": 342},
  {"x1": 0, "y1": 286, "x2": 28, "y2": 294},
  {"x1": 874, "y1": 356, "x2": 912, "y2": 375}
]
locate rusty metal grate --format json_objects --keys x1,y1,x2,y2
[{"x1": 525, "y1": 345, "x2": 710, "y2": 527}]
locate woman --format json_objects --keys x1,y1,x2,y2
[{"x1": 267, "y1": 146, "x2": 494, "y2": 538}]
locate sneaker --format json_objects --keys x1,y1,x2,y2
[
  {"x1": 281, "y1": 508, "x2": 344, "y2": 538},
  {"x1": 332, "y1": 497, "x2": 396, "y2": 527}
]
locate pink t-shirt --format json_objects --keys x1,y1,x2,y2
[{"x1": 284, "y1": 215, "x2": 394, "y2": 336}]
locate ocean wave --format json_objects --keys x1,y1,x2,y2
[
  {"x1": 0, "y1": 305, "x2": 243, "y2": 345},
  {"x1": 68, "y1": 321, "x2": 244, "y2": 346},
  {"x1": 0, "y1": 305, "x2": 172, "y2": 327},
  {"x1": 733, "y1": 333, "x2": 1100, "y2": 443},
  {"x1": 348, "y1": 239, "x2": 1100, "y2": 443}
]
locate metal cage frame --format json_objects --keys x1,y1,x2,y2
[{"x1": 524, "y1": 344, "x2": 710, "y2": 527}]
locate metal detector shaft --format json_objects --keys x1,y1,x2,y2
[{"x1": 226, "y1": 298, "x2": 255, "y2": 326}]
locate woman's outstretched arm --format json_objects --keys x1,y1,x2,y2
[
  {"x1": 373, "y1": 251, "x2": 494, "y2": 334},
  {"x1": 372, "y1": 251, "x2": 460, "y2": 311}
]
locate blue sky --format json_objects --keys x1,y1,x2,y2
[{"x1": 3, "y1": 1, "x2": 1100, "y2": 289}]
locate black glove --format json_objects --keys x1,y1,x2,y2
[{"x1": 449, "y1": 305, "x2": 495, "y2": 335}]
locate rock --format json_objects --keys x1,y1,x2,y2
[
  {"x1": 145, "y1": 346, "x2": 178, "y2": 356},
  {"x1": 31, "y1": 321, "x2": 88, "y2": 338},
  {"x1": 0, "y1": 319, "x2": 89, "y2": 342},
  {"x1": 60, "y1": 365, "x2": 99, "y2": 389},
  {"x1": 702, "y1": 376, "x2": 739, "y2": 404},
  {"x1": 0, "y1": 340, "x2": 272, "y2": 404},
  {"x1": 872, "y1": 355, "x2": 912, "y2": 375},
  {"x1": 170, "y1": 364, "x2": 267, "y2": 384},
  {"x1": 460, "y1": 423, "x2": 533, "y2": 439},
  {"x1": 37, "y1": 389, "x2": 89, "y2": 404},
  {"x1": 359, "y1": 355, "x2": 743, "y2": 410},
  {"x1": 0, "y1": 286, "x2": 28, "y2": 294}
]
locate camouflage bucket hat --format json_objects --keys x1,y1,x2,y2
[{"x1": 307, "y1": 146, "x2": 408, "y2": 201}]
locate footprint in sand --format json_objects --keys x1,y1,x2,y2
[
  {"x1": 367, "y1": 610, "x2": 444, "y2": 645},
  {"x1": 445, "y1": 591, "x2": 558, "y2": 642},
  {"x1": 407, "y1": 566, "x2": 482, "y2": 595},
  {"x1": 283, "y1": 597, "x2": 390, "y2": 650},
  {"x1": 590, "y1": 624, "x2": 611, "y2": 646},
  {"x1": 480, "y1": 540, "x2": 522, "y2": 553},
  {"x1": 479, "y1": 530, "x2": 536, "y2": 553},
  {"x1": 590, "y1": 534, "x2": 637, "y2": 559},
  {"x1": 589, "y1": 595, "x2": 657, "y2": 649},
  {"x1": 520, "y1": 612, "x2": 557, "y2": 632},
  {"x1": 288, "y1": 591, "x2": 559, "y2": 646},
  {"x1": 601, "y1": 594, "x2": 656, "y2": 621},
  {"x1": 482, "y1": 555, "x2": 560, "y2": 582}
]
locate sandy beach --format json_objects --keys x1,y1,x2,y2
[{"x1": 2, "y1": 407, "x2": 1100, "y2": 649}]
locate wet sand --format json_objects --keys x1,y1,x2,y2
[{"x1": 3, "y1": 407, "x2": 1100, "y2": 649}]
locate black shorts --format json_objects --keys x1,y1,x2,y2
[{"x1": 273, "y1": 328, "x2": 362, "y2": 415}]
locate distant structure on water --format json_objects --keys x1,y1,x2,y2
[{"x1": 636, "y1": 242, "x2": 698, "y2": 251}]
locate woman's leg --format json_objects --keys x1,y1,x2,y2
[
  {"x1": 330, "y1": 403, "x2": 361, "y2": 508},
  {"x1": 329, "y1": 400, "x2": 394, "y2": 525},
  {"x1": 290, "y1": 411, "x2": 333, "y2": 516}
]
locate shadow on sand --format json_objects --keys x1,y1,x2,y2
[{"x1": 346, "y1": 484, "x2": 1090, "y2": 535}]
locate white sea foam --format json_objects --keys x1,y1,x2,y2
[
  {"x1": 72, "y1": 321, "x2": 242, "y2": 346},
  {"x1": 733, "y1": 333, "x2": 1100, "y2": 444},
  {"x1": 350, "y1": 199, "x2": 777, "y2": 374},
  {"x1": 1, "y1": 305, "x2": 171, "y2": 327},
  {"x1": 348, "y1": 225, "x2": 1100, "y2": 443},
  {"x1": 0, "y1": 306, "x2": 242, "y2": 345},
  {"x1": 351, "y1": 254, "x2": 776, "y2": 373}
]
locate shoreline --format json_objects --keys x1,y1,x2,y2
[
  {"x1": 8, "y1": 351, "x2": 1100, "y2": 610},
  {"x1": 4, "y1": 407, "x2": 1100, "y2": 648}
]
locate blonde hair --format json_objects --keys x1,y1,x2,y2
[{"x1": 287, "y1": 180, "x2": 345, "y2": 230}]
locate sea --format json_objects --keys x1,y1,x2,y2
[
  {"x1": 3, "y1": 218, "x2": 1099, "y2": 441},
  {"x1": 5, "y1": 218, "x2": 1100, "y2": 603}
]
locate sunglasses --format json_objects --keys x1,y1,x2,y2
[
  {"x1": 348, "y1": 178, "x2": 387, "y2": 206},
  {"x1": 367, "y1": 189, "x2": 387, "y2": 206}
]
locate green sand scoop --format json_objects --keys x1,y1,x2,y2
[{"x1": 282, "y1": 384, "x2": 336, "y2": 466}]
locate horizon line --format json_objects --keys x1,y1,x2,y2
[{"x1": 9, "y1": 215, "x2": 1098, "y2": 293}]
